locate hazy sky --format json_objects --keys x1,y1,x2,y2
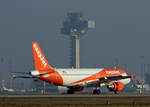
[{"x1": 0, "y1": 0, "x2": 150, "y2": 87}]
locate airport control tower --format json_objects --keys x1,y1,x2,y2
[{"x1": 61, "y1": 12, "x2": 95, "y2": 68}]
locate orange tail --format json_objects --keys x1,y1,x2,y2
[{"x1": 32, "y1": 42, "x2": 54, "y2": 72}]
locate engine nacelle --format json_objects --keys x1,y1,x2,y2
[{"x1": 107, "y1": 82, "x2": 124, "y2": 92}]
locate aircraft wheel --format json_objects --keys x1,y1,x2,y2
[
  {"x1": 114, "y1": 91, "x2": 117, "y2": 94},
  {"x1": 67, "y1": 89, "x2": 74, "y2": 94},
  {"x1": 93, "y1": 89, "x2": 101, "y2": 94}
]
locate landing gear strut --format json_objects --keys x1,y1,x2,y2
[
  {"x1": 114, "y1": 91, "x2": 117, "y2": 94},
  {"x1": 67, "y1": 88, "x2": 74, "y2": 94},
  {"x1": 93, "y1": 88, "x2": 101, "y2": 94}
]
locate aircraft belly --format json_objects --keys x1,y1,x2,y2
[{"x1": 62, "y1": 75, "x2": 90, "y2": 86}]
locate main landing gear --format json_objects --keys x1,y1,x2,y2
[
  {"x1": 93, "y1": 87, "x2": 101, "y2": 94},
  {"x1": 67, "y1": 87, "x2": 74, "y2": 94}
]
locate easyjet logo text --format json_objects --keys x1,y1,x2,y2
[
  {"x1": 106, "y1": 71, "x2": 120, "y2": 75},
  {"x1": 33, "y1": 44, "x2": 47, "y2": 68}
]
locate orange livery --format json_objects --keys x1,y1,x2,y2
[{"x1": 13, "y1": 42, "x2": 134, "y2": 94}]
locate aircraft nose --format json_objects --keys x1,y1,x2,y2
[{"x1": 127, "y1": 78, "x2": 131, "y2": 84}]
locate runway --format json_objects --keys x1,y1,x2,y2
[
  {"x1": 1, "y1": 94, "x2": 150, "y2": 107},
  {"x1": 0, "y1": 94, "x2": 150, "y2": 98}
]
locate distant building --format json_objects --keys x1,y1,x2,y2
[
  {"x1": 30, "y1": 80, "x2": 58, "y2": 93},
  {"x1": 145, "y1": 64, "x2": 150, "y2": 86},
  {"x1": 136, "y1": 84, "x2": 150, "y2": 93}
]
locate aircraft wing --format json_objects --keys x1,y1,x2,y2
[
  {"x1": 74, "y1": 74, "x2": 134, "y2": 87},
  {"x1": 98, "y1": 74, "x2": 134, "y2": 83}
]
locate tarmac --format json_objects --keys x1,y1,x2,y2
[{"x1": 0, "y1": 94, "x2": 150, "y2": 98}]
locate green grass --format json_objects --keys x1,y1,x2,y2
[{"x1": 0, "y1": 97, "x2": 150, "y2": 107}]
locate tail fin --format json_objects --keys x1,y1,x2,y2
[{"x1": 32, "y1": 42, "x2": 54, "y2": 72}]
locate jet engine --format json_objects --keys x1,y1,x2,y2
[{"x1": 107, "y1": 82, "x2": 124, "y2": 93}]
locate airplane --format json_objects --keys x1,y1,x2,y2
[
  {"x1": 1, "y1": 80, "x2": 14, "y2": 92},
  {"x1": 13, "y1": 42, "x2": 134, "y2": 94}
]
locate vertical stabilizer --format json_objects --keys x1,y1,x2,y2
[{"x1": 32, "y1": 42, "x2": 54, "y2": 72}]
